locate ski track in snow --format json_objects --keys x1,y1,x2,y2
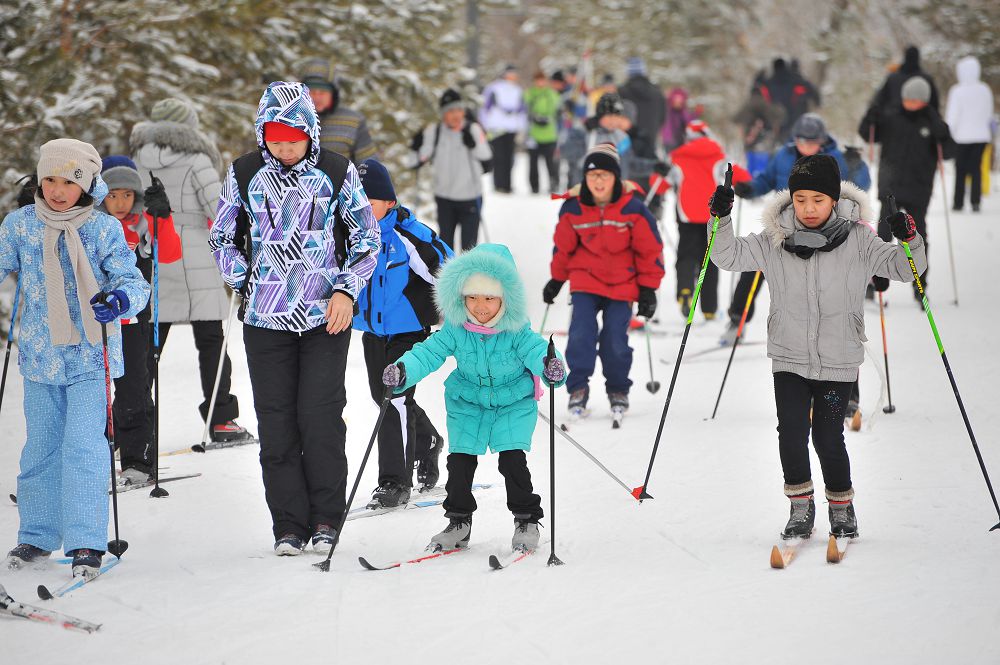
[{"x1": 1, "y1": 156, "x2": 998, "y2": 663}]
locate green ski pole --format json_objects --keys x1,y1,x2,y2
[
  {"x1": 634, "y1": 163, "x2": 732, "y2": 501},
  {"x1": 889, "y1": 194, "x2": 1000, "y2": 531}
]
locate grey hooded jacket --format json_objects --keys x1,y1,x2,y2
[
  {"x1": 711, "y1": 182, "x2": 927, "y2": 381},
  {"x1": 130, "y1": 121, "x2": 229, "y2": 322}
]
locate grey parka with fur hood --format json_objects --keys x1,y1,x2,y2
[{"x1": 711, "y1": 182, "x2": 927, "y2": 382}]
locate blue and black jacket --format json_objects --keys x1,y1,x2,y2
[{"x1": 353, "y1": 205, "x2": 453, "y2": 336}]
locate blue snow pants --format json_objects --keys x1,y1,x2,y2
[
  {"x1": 565, "y1": 292, "x2": 633, "y2": 395},
  {"x1": 17, "y1": 378, "x2": 110, "y2": 554}
]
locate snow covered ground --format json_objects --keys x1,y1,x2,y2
[{"x1": 2, "y1": 158, "x2": 999, "y2": 663}]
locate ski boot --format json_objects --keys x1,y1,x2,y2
[
  {"x1": 719, "y1": 319, "x2": 740, "y2": 347},
  {"x1": 211, "y1": 420, "x2": 254, "y2": 444},
  {"x1": 427, "y1": 513, "x2": 472, "y2": 552},
  {"x1": 311, "y1": 524, "x2": 337, "y2": 552},
  {"x1": 609, "y1": 392, "x2": 628, "y2": 429},
  {"x1": 366, "y1": 482, "x2": 411, "y2": 510},
  {"x1": 567, "y1": 387, "x2": 590, "y2": 420},
  {"x1": 416, "y1": 435, "x2": 442, "y2": 492},
  {"x1": 511, "y1": 516, "x2": 540, "y2": 553},
  {"x1": 116, "y1": 467, "x2": 151, "y2": 489},
  {"x1": 69, "y1": 549, "x2": 103, "y2": 579},
  {"x1": 782, "y1": 495, "x2": 816, "y2": 540},
  {"x1": 273, "y1": 533, "x2": 306, "y2": 556},
  {"x1": 6, "y1": 543, "x2": 51, "y2": 570},
  {"x1": 845, "y1": 400, "x2": 862, "y2": 432},
  {"x1": 703, "y1": 312, "x2": 717, "y2": 321},
  {"x1": 678, "y1": 288, "x2": 692, "y2": 318},
  {"x1": 829, "y1": 500, "x2": 859, "y2": 538}
]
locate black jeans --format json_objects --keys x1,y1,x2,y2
[
  {"x1": 362, "y1": 330, "x2": 441, "y2": 487},
  {"x1": 490, "y1": 132, "x2": 517, "y2": 191},
  {"x1": 442, "y1": 451, "x2": 543, "y2": 521},
  {"x1": 878, "y1": 195, "x2": 929, "y2": 288},
  {"x1": 528, "y1": 142, "x2": 559, "y2": 194},
  {"x1": 727, "y1": 271, "x2": 766, "y2": 325},
  {"x1": 774, "y1": 372, "x2": 853, "y2": 495},
  {"x1": 676, "y1": 223, "x2": 718, "y2": 314},
  {"x1": 954, "y1": 142, "x2": 987, "y2": 209},
  {"x1": 243, "y1": 324, "x2": 350, "y2": 540},
  {"x1": 113, "y1": 322, "x2": 154, "y2": 473},
  {"x1": 435, "y1": 197, "x2": 481, "y2": 251},
  {"x1": 148, "y1": 320, "x2": 239, "y2": 426}
]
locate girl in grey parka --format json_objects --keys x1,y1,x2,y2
[{"x1": 708, "y1": 154, "x2": 926, "y2": 541}]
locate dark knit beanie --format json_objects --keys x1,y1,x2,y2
[
  {"x1": 582, "y1": 142, "x2": 621, "y2": 178},
  {"x1": 439, "y1": 88, "x2": 463, "y2": 112},
  {"x1": 358, "y1": 159, "x2": 396, "y2": 202},
  {"x1": 787, "y1": 154, "x2": 840, "y2": 200}
]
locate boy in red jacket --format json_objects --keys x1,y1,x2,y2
[
  {"x1": 99, "y1": 156, "x2": 182, "y2": 485},
  {"x1": 664, "y1": 120, "x2": 750, "y2": 318},
  {"x1": 543, "y1": 143, "x2": 664, "y2": 419}
]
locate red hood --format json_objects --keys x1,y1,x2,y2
[{"x1": 672, "y1": 136, "x2": 725, "y2": 162}]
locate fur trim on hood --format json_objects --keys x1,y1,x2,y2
[
  {"x1": 130, "y1": 121, "x2": 222, "y2": 172},
  {"x1": 759, "y1": 180, "x2": 874, "y2": 247},
  {"x1": 434, "y1": 243, "x2": 528, "y2": 333}
]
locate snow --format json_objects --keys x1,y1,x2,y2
[{"x1": 2, "y1": 157, "x2": 999, "y2": 663}]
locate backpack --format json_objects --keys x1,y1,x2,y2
[{"x1": 231, "y1": 148, "x2": 350, "y2": 299}]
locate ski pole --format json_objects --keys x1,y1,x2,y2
[
  {"x1": 192, "y1": 291, "x2": 238, "y2": 453},
  {"x1": 0, "y1": 277, "x2": 22, "y2": 416},
  {"x1": 537, "y1": 412, "x2": 636, "y2": 500},
  {"x1": 315, "y1": 387, "x2": 394, "y2": 572},
  {"x1": 635, "y1": 163, "x2": 732, "y2": 501},
  {"x1": 539, "y1": 303, "x2": 550, "y2": 335},
  {"x1": 148, "y1": 188, "x2": 167, "y2": 498},
  {"x1": 98, "y1": 299, "x2": 128, "y2": 558},
  {"x1": 644, "y1": 319, "x2": 660, "y2": 394},
  {"x1": 889, "y1": 194, "x2": 1000, "y2": 531},
  {"x1": 877, "y1": 289, "x2": 895, "y2": 414},
  {"x1": 936, "y1": 144, "x2": 960, "y2": 306},
  {"x1": 644, "y1": 172, "x2": 664, "y2": 208},
  {"x1": 710, "y1": 270, "x2": 760, "y2": 419},
  {"x1": 544, "y1": 337, "x2": 563, "y2": 566}
]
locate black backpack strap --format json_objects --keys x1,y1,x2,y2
[{"x1": 314, "y1": 149, "x2": 351, "y2": 267}]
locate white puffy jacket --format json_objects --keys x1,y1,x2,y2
[{"x1": 945, "y1": 57, "x2": 995, "y2": 145}]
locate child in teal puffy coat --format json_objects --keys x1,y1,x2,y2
[{"x1": 382, "y1": 244, "x2": 566, "y2": 553}]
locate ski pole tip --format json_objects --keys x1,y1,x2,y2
[
  {"x1": 631, "y1": 486, "x2": 652, "y2": 502},
  {"x1": 313, "y1": 560, "x2": 331, "y2": 572},
  {"x1": 990, "y1": 522, "x2": 1000, "y2": 532}
]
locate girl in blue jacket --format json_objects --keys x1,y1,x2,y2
[
  {"x1": 382, "y1": 244, "x2": 566, "y2": 553},
  {"x1": 2, "y1": 139, "x2": 149, "y2": 579}
]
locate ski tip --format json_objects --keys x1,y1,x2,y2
[
  {"x1": 826, "y1": 535, "x2": 841, "y2": 564},
  {"x1": 612, "y1": 420, "x2": 620, "y2": 429},
  {"x1": 37, "y1": 584, "x2": 54, "y2": 601},
  {"x1": 8, "y1": 493, "x2": 15, "y2": 505},
  {"x1": 990, "y1": 522, "x2": 1000, "y2": 533},
  {"x1": 488, "y1": 554, "x2": 503, "y2": 570},
  {"x1": 358, "y1": 556, "x2": 379, "y2": 571},
  {"x1": 560, "y1": 423, "x2": 569, "y2": 432},
  {"x1": 769, "y1": 545, "x2": 786, "y2": 569}
]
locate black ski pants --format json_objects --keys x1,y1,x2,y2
[
  {"x1": 113, "y1": 322, "x2": 154, "y2": 473},
  {"x1": 953, "y1": 142, "x2": 987, "y2": 209},
  {"x1": 148, "y1": 320, "x2": 239, "y2": 426},
  {"x1": 878, "y1": 195, "x2": 929, "y2": 289},
  {"x1": 243, "y1": 324, "x2": 350, "y2": 540},
  {"x1": 435, "y1": 197, "x2": 481, "y2": 252},
  {"x1": 362, "y1": 330, "x2": 442, "y2": 487},
  {"x1": 442, "y1": 451, "x2": 543, "y2": 522},
  {"x1": 528, "y1": 142, "x2": 559, "y2": 194},
  {"x1": 490, "y1": 132, "x2": 517, "y2": 192},
  {"x1": 676, "y1": 223, "x2": 718, "y2": 315},
  {"x1": 774, "y1": 372, "x2": 853, "y2": 496}
]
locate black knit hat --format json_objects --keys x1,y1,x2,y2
[
  {"x1": 787, "y1": 154, "x2": 840, "y2": 200},
  {"x1": 583, "y1": 142, "x2": 621, "y2": 178},
  {"x1": 439, "y1": 88, "x2": 463, "y2": 112}
]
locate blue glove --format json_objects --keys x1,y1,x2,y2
[{"x1": 90, "y1": 290, "x2": 130, "y2": 324}]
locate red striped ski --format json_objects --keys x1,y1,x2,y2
[
  {"x1": 358, "y1": 546, "x2": 464, "y2": 571},
  {"x1": 489, "y1": 548, "x2": 534, "y2": 570}
]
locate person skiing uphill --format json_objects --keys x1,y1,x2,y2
[
  {"x1": 382, "y1": 244, "x2": 566, "y2": 554},
  {"x1": 708, "y1": 154, "x2": 926, "y2": 540}
]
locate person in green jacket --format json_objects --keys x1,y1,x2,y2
[
  {"x1": 525, "y1": 70, "x2": 562, "y2": 195},
  {"x1": 381, "y1": 244, "x2": 566, "y2": 554}
]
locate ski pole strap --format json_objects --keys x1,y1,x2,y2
[{"x1": 901, "y1": 240, "x2": 944, "y2": 355}]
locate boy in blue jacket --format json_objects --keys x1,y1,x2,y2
[
  {"x1": 382, "y1": 244, "x2": 566, "y2": 553},
  {"x1": 2, "y1": 139, "x2": 149, "y2": 579},
  {"x1": 355, "y1": 160, "x2": 453, "y2": 508}
]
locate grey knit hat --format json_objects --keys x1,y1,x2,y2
[
  {"x1": 101, "y1": 155, "x2": 144, "y2": 214},
  {"x1": 151, "y1": 98, "x2": 199, "y2": 127},
  {"x1": 901, "y1": 76, "x2": 931, "y2": 103},
  {"x1": 37, "y1": 138, "x2": 102, "y2": 193}
]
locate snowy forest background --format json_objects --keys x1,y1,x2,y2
[{"x1": 0, "y1": 0, "x2": 997, "y2": 206}]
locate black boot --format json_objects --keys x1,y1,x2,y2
[
  {"x1": 829, "y1": 500, "x2": 859, "y2": 537},
  {"x1": 417, "y1": 434, "x2": 442, "y2": 491},
  {"x1": 782, "y1": 495, "x2": 816, "y2": 539}
]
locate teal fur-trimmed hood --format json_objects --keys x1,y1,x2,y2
[{"x1": 434, "y1": 243, "x2": 528, "y2": 333}]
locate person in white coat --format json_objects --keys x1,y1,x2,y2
[
  {"x1": 480, "y1": 65, "x2": 527, "y2": 194},
  {"x1": 945, "y1": 56, "x2": 995, "y2": 212}
]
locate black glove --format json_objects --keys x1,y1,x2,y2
[
  {"x1": 709, "y1": 184, "x2": 735, "y2": 218},
  {"x1": 872, "y1": 276, "x2": 890, "y2": 292},
  {"x1": 143, "y1": 176, "x2": 171, "y2": 219},
  {"x1": 410, "y1": 129, "x2": 424, "y2": 152},
  {"x1": 733, "y1": 181, "x2": 753, "y2": 199},
  {"x1": 542, "y1": 279, "x2": 565, "y2": 304},
  {"x1": 637, "y1": 286, "x2": 657, "y2": 319},
  {"x1": 653, "y1": 161, "x2": 671, "y2": 177},
  {"x1": 886, "y1": 210, "x2": 916, "y2": 242},
  {"x1": 461, "y1": 124, "x2": 477, "y2": 150},
  {"x1": 15, "y1": 174, "x2": 37, "y2": 208}
]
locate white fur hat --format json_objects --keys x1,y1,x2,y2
[{"x1": 461, "y1": 272, "x2": 504, "y2": 298}]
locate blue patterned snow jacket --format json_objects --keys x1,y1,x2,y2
[
  {"x1": 352, "y1": 205, "x2": 453, "y2": 337},
  {"x1": 395, "y1": 244, "x2": 565, "y2": 455},
  {"x1": 210, "y1": 81, "x2": 380, "y2": 332},
  {"x1": 0, "y1": 174, "x2": 150, "y2": 385}
]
